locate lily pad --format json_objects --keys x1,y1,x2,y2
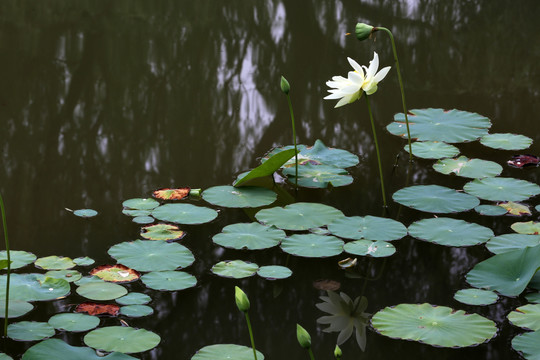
[
  {"x1": 255, "y1": 202, "x2": 344, "y2": 231},
  {"x1": 0, "y1": 250, "x2": 36, "y2": 269},
  {"x1": 140, "y1": 271, "x2": 197, "y2": 291},
  {"x1": 120, "y1": 305, "x2": 154, "y2": 318},
  {"x1": 122, "y1": 198, "x2": 159, "y2": 210},
  {"x1": 22, "y1": 338, "x2": 137, "y2": 360},
  {"x1": 0, "y1": 274, "x2": 70, "y2": 301},
  {"x1": 403, "y1": 141, "x2": 459, "y2": 159},
  {"x1": 48, "y1": 313, "x2": 100, "y2": 332},
  {"x1": 498, "y1": 201, "x2": 531, "y2": 216},
  {"x1": 474, "y1": 205, "x2": 507, "y2": 216},
  {"x1": 282, "y1": 163, "x2": 353, "y2": 188},
  {"x1": 132, "y1": 216, "x2": 154, "y2": 224},
  {"x1": 371, "y1": 303, "x2": 496, "y2": 347},
  {"x1": 453, "y1": 289, "x2": 498, "y2": 305},
  {"x1": 511, "y1": 221, "x2": 540, "y2": 235},
  {"x1": 464, "y1": 177, "x2": 540, "y2": 202},
  {"x1": 74, "y1": 276, "x2": 106, "y2": 286},
  {"x1": 0, "y1": 354, "x2": 11, "y2": 360},
  {"x1": 76, "y1": 282, "x2": 127, "y2": 301},
  {"x1": 387, "y1": 108, "x2": 491, "y2": 143},
  {"x1": 108, "y1": 240, "x2": 194, "y2": 272},
  {"x1": 90, "y1": 265, "x2": 140, "y2": 283},
  {"x1": 408, "y1": 217, "x2": 493, "y2": 247},
  {"x1": 486, "y1": 234, "x2": 540, "y2": 254},
  {"x1": 328, "y1": 216, "x2": 407, "y2": 241},
  {"x1": 84, "y1": 326, "x2": 161, "y2": 354},
  {"x1": 140, "y1": 223, "x2": 185, "y2": 241},
  {"x1": 512, "y1": 331, "x2": 540, "y2": 360},
  {"x1": 508, "y1": 304, "x2": 540, "y2": 331},
  {"x1": 393, "y1": 185, "x2": 479, "y2": 213},
  {"x1": 8, "y1": 321, "x2": 55, "y2": 341},
  {"x1": 122, "y1": 209, "x2": 151, "y2": 217},
  {"x1": 480, "y1": 133, "x2": 533, "y2": 150},
  {"x1": 433, "y1": 156, "x2": 502, "y2": 178},
  {"x1": 152, "y1": 203, "x2": 218, "y2": 225},
  {"x1": 75, "y1": 302, "x2": 120, "y2": 316},
  {"x1": 257, "y1": 265, "x2": 292, "y2": 280},
  {"x1": 35, "y1": 256, "x2": 75, "y2": 270},
  {"x1": 0, "y1": 300, "x2": 33, "y2": 318},
  {"x1": 116, "y1": 292, "x2": 151, "y2": 305},
  {"x1": 45, "y1": 270, "x2": 82, "y2": 283},
  {"x1": 234, "y1": 148, "x2": 297, "y2": 187},
  {"x1": 344, "y1": 240, "x2": 396, "y2": 257},
  {"x1": 73, "y1": 257, "x2": 95, "y2": 266},
  {"x1": 211, "y1": 260, "x2": 259, "y2": 279},
  {"x1": 212, "y1": 223, "x2": 285, "y2": 250},
  {"x1": 73, "y1": 209, "x2": 98, "y2": 218},
  {"x1": 153, "y1": 188, "x2": 190, "y2": 200},
  {"x1": 192, "y1": 344, "x2": 265, "y2": 360},
  {"x1": 202, "y1": 185, "x2": 276, "y2": 208},
  {"x1": 281, "y1": 234, "x2": 344, "y2": 258}
]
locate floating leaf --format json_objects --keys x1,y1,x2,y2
[
  {"x1": 84, "y1": 326, "x2": 161, "y2": 354},
  {"x1": 202, "y1": 185, "x2": 276, "y2": 208},
  {"x1": 116, "y1": 292, "x2": 151, "y2": 306},
  {"x1": 474, "y1": 205, "x2": 507, "y2": 216},
  {"x1": 328, "y1": 216, "x2": 406, "y2": 241},
  {"x1": 141, "y1": 271, "x2": 197, "y2": 291},
  {"x1": 255, "y1": 202, "x2": 344, "y2": 231},
  {"x1": 464, "y1": 177, "x2": 540, "y2": 202},
  {"x1": 498, "y1": 201, "x2": 531, "y2": 216},
  {"x1": 0, "y1": 250, "x2": 36, "y2": 269},
  {"x1": 387, "y1": 108, "x2": 491, "y2": 143},
  {"x1": 371, "y1": 303, "x2": 496, "y2": 347},
  {"x1": 0, "y1": 274, "x2": 70, "y2": 301},
  {"x1": 433, "y1": 156, "x2": 502, "y2": 178},
  {"x1": 281, "y1": 234, "x2": 344, "y2": 258},
  {"x1": 0, "y1": 300, "x2": 33, "y2": 318},
  {"x1": 74, "y1": 276, "x2": 106, "y2": 286},
  {"x1": 153, "y1": 187, "x2": 190, "y2": 200},
  {"x1": 527, "y1": 292, "x2": 540, "y2": 304},
  {"x1": 486, "y1": 234, "x2": 540, "y2": 254},
  {"x1": 393, "y1": 185, "x2": 479, "y2": 213},
  {"x1": 0, "y1": 354, "x2": 11, "y2": 360},
  {"x1": 140, "y1": 223, "x2": 185, "y2": 241},
  {"x1": 313, "y1": 279, "x2": 340, "y2": 291},
  {"x1": 512, "y1": 331, "x2": 540, "y2": 360},
  {"x1": 122, "y1": 209, "x2": 151, "y2": 217},
  {"x1": 343, "y1": 240, "x2": 396, "y2": 257},
  {"x1": 234, "y1": 148, "x2": 297, "y2": 187},
  {"x1": 212, "y1": 223, "x2": 285, "y2": 250},
  {"x1": 122, "y1": 198, "x2": 159, "y2": 210},
  {"x1": 22, "y1": 338, "x2": 137, "y2": 360},
  {"x1": 282, "y1": 163, "x2": 353, "y2": 188},
  {"x1": 76, "y1": 282, "x2": 127, "y2": 301},
  {"x1": 75, "y1": 302, "x2": 119, "y2": 316},
  {"x1": 90, "y1": 264, "x2": 140, "y2": 283},
  {"x1": 480, "y1": 133, "x2": 533, "y2": 150},
  {"x1": 211, "y1": 260, "x2": 259, "y2": 279},
  {"x1": 257, "y1": 266, "x2": 292, "y2": 280},
  {"x1": 120, "y1": 305, "x2": 153, "y2": 318},
  {"x1": 508, "y1": 304, "x2": 540, "y2": 331},
  {"x1": 453, "y1": 289, "x2": 498, "y2": 305},
  {"x1": 403, "y1": 141, "x2": 459, "y2": 159},
  {"x1": 35, "y1": 256, "x2": 76, "y2": 270},
  {"x1": 192, "y1": 344, "x2": 265, "y2": 360},
  {"x1": 132, "y1": 216, "x2": 154, "y2": 224},
  {"x1": 73, "y1": 209, "x2": 98, "y2": 218},
  {"x1": 512, "y1": 221, "x2": 540, "y2": 235},
  {"x1": 108, "y1": 240, "x2": 194, "y2": 272},
  {"x1": 152, "y1": 203, "x2": 218, "y2": 225},
  {"x1": 508, "y1": 154, "x2": 540, "y2": 168},
  {"x1": 48, "y1": 313, "x2": 100, "y2": 332},
  {"x1": 408, "y1": 218, "x2": 493, "y2": 247},
  {"x1": 8, "y1": 321, "x2": 55, "y2": 341},
  {"x1": 45, "y1": 270, "x2": 82, "y2": 283},
  {"x1": 73, "y1": 256, "x2": 94, "y2": 266}
]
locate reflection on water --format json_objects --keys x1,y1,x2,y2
[{"x1": 0, "y1": 0, "x2": 539, "y2": 358}]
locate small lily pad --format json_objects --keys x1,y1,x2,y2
[
  {"x1": 486, "y1": 234, "x2": 540, "y2": 254},
  {"x1": 255, "y1": 202, "x2": 344, "y2": 231},
  {"x1": 84, "y1": 326, "x2": 161, "y2": 354},
  {"x1": 140, "y1": 223, "x2": 185, "y2": 241},
  {"x1": 76, "y1": 282, "x2": 128, "y2": 301},
  {"x1": 257, "y1": 265, "x2": 292, "y2": 280},
  {"x1": 343, "y1": 240, "x2": 396, "y2": 257},
  {"x1": 464, "y1": 177, "x2": 540, "y2": 202},
  {"x1": 202, "y1": 185, "x2": 277, "y2": 208},
  {"x1": 132, "y1": 216, "x2": 154, "y2": 224},
  {"x1": 328, "y1": 216, "x2": 407, "y2": 241},
  {"x1": 116, "y1": 292, "x2": 151, "y2": 306},
  {"x1": 35, "y1": 256, "x2": 76, "y2": 270},
  {"x1": 211, "y1": 260, "x2": 259, "y2": 279},
  {"x1": 0, "y1": 250, "x2": 36, "y2": 269},
  {"x1": 512, "y1": 331, "x2": 540, "y2": 360},
  {"x1": 22, "y1": 338, "x2": 137, "y2": 360},
  {"x1": 480, "y1": 133, "x2": 533, "y2": 150},
  {"x1": 153, "y1": 188, "x2": 190, "y2": 200},
  {"x1": 141, "y1": 271, "x2": 197, "y2": 291},
  {"x1": 120, "y1": 305, "x2": 154, "y2": 318},
  {"x1": 73, "y1": 209, "x2": 98, "y2": 218},
  {"x1": 511, "y1": 221, "x2": 540, "y2": 235},
  {"x1": 75, "y1": 302, "x2": 120, "y2": 316},
  {"x1": 8, "y1": 321, "x2": 55, "y2": 341},
  {"x1": 282, "y1": 163, "x2": 353, "y2": 188},
  {"x1": 393, "y1": 185, "x2": 479, "y2": 213},
  {"x1": 508, "y1": 304, "x2": 540, "y2": 331},
  {"x1": 90, "y1": 264, "x2": 140, "y2": 283},
  {"x1": 404, "y1": 141, "x2": 459, "y2": 159},
  {"x1": 408, "y1": 217, "x2": 493, "y2": 247},
  {"x1": 498, "y1": 201, "x2": 531, "y2": 216},
  {"x1": 45, "y1": 270, "x2": 82, "y2": 283},
  {"x1": 152, "y1": 203, "x2": 218, "y2": 225},
  {"x1": 0, "y1": 300, "x2": 33, "y2": 318},
  {"x1": 122, "y1": 198, "x2": 159, "y2": 210},
  {"x1": 281, "y1": 234, "x2": 344, "y2": 258},
  {"x1": 73, "y1": 256, "x2": 95, "y2": 266},
  {"x1": 433, "y1": 156, "x2": 502, "y2": 178},
  {"x1": 122, "y1": 209, "x2": 151, "y2": 217},
  {"x1": 48, "y1": 313, "x2": 100, "y2": 332},
  {"x1": 192, "y1": 344, "x2": 265, "y2": 360},
  {"x1": 474, "y1": 205, "x2": 507, "y2": 216},
  {"x1": 453, "y1": 289, "x2": 498, "y2": 305},
  {"x1": 212, "y1": 223, "x2": 285, "y2": 250}
]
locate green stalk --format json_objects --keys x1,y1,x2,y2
[
  {"x1": 286, "y1": 94, "x2": 299, "y2": 186},
  {"x1": 308, "y1": 348, "x2": 315, "y2": 360},
  {"x1": 0, "y1": 194, "x2": 10, "y2": 337},
  {"x1": 375, "y1": 26, "x2": 413, "y2": 161},
  {"x1": 365, "y1": 94, "x2": 387, "y2": 208},
  {"x1": 244, "y1": 312, "x2": 258, "y2": 360}
]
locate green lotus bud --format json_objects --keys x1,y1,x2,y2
[
  {"x1": 334, "y1": 345, "x2": 342, "y2": 359},
  {"x1": 355, "y1": 23, "x2": 374, "y2": 41},
  {"x1": 280, "y1": 76, "x2": 290, "y2": 95},
  {"x1": 188, "y1": 188, "x2": 201, "y2": 197},
  {"x1": 235, "y1": 286, "x2": 250, "y2": 313},
  {"x1": 296, "y1": 324, "x2": 312, "y2": 349}
]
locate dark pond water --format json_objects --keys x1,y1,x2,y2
[{"x1": 2, "y1": 0, "x2": 540, "y2": 359}]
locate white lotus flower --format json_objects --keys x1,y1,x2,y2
[{"x1": 324, "y1": 52, "x2": 391, "y2": 108}]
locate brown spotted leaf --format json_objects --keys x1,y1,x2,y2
[
  {"x1": 90, "y1": 264, "x2": 141, "y2": 283},
  {"x1": 153, "y1": 188, "x2": 190, "y2": 200},
  {"x1": 498, "y1": 202, "x2": 531, "y2": 216}
]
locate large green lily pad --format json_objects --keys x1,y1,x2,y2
[
  {"x1": 108, "y1": 240, "x2": 194, "y2": 272},
  {"x1": 393, "y1": 185, "x2": 479, "y2": 213},
  {"x1": 387, "y1": 108, "x2": 491, "y2": 143},
  {"x1": 408, "y1": 217, "x2": 493, "y2": 247},
  {"x1": 371, "y1": 303, "x2": 497, "y2": 347},
  {"x1": 48, "y1": 313, "x2": 100, "y2": 332},
  {"x1": 151, "y1": 203, "x2": 218, "y2": 225},
  {"x1": 212, "y1": 222, "x2": 285, "y2": 250},
  {"x1": 84, "y1": 326, "x2": 161, "y2": 354},
  {"x1": 512, "y1": 331, "x2": 540, "y2": 360},
  {"x1": 202, "y1": 185, "x2": 276, "y2": 208},
  {"x1": 45, "y1": 270, "x2": 82, "y2": 283},
  {"x1": 211, "y1": 260, "x2": 259, "y2": 279},
  {"x1": 453, "y1": 289, "x2": 498, "y2": 306},
  {"x1": 464, "y1": 177, "x2": 540, "y2": 202},
  {"x1": 0, "y1": 250, "x2": 36, "y2": 269},
  {"x1": 141, "y1": 271, "x2": 197, "y2": 291},
  {"x1": 433, "y1": 156, "x2": 502, "y2": 178},
  {"x1": 8, "y1": 321, "x2": 55, "y2": 341},
  {"x1": 76, "y1": 282, "x2": 127, "y2": 301},
  {"x1": 234, "y1": 148, "x2": 297, "y2": 187},
  {"x1": 508, "y1": 304, "x2": 540, "y2": 331},
  {"x1": 480, "y1": 133, "x2": 533, "y2": 150},
  {"x1": 35, "y1": 256, "x2": 76, "y2": 270},
  {"x1": 0, "y1": 274, "x2": 70, "y2": 301},
  {"x1": 328, "y1": 216, "x2": 407, "y2": 241},
  {"x1": 344, "y1": 240, "x2": 396, "y2": 257},
  {"x1": 281, "y1": 234, "x2": 344, "y2": 258},
  {"x1": 255, "y1": 202, "x2": 344, "y2": 231},
  {"x1": 282, "y1": 163, "x2": 353, "y2": 188},
  {"x1": 22, "y1": 338, "x2": 137, "y2": 360},
  {"x1": 404, "y1": 141, "x2": 459, "y2": 159},
  {"x1": 0, "y1": 300, "x2": 33, "y2": 318},
  {"x1": 486, "y1": 234, "x2": 540, "y2": 254},
  {"x1": 192, "y1": 344, "x2": 265, "y2": 360}
]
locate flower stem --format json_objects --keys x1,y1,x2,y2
[
  {"x1": 0, "y1": 194, "x2": 10, "y2": 337},
  {"x1": 308, "y1": 347, "x2": 315, "y2": 360},
  {"x1": 365, "y1": 94, "x2": 387, "y2": 208},
  {"x1": 286, "y1": 94, "x2": 299, "y2": 187},
  {"x1": 375, "y1": 26, "x2": 413, "y2": 162},
  {"x1": 244, "y1": 312, "x2": 258, "y2": 360}
]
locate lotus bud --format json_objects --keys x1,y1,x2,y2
[
  {"x1": 296, "y1": 324, "x2": 312, "y2": 349},
  {"x1": 235, "y1": 286, "x2": 250, "y2": 313},
  {"x1": 355, "y1": 23, "x2": 374, "y2": 41},
  {"x1": 280, "y1": 76, "x2": 290, "y2": 95},
  {"x1": 189, "y1": 188, "x2": 201, "y2": 197},
  {"x1": 334, "y1": 345, "x2": 342, "y2": 359}
]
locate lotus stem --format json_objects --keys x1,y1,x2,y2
[
  {"x1": 308, "y1": 348, "x2": 315, "y2": 360},
  {"x1": 244, "y1": 312, "x2": 258, "y2": 360},
  {"x1": 375, "y1": 26, "x2": 413, "y2": 162},
  {"x1": 0, "y1": 194, "x2": 10, "y2": 337},
  {"x1": 364, "y1": 94, "x2": 387, "y2": 208},
  {"x1": 286, "y1": 94, "x2": 299, "y2": 187}
]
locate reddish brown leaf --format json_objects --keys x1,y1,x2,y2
[
  {"x1": 75, "y1": 302, "x2": 120, "y2": 316},
  {"x1": 507, "y1": 155, "x2": 540, "y2": 168},
  {"x1": 313, "y1": 279, "x2": 340, "y2": 291},
  {"x1": 153, "y1": 188, "x2": 191, "y2": 200}
]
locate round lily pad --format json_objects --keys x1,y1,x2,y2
[
  {"x1": 255, "y1": 202, "x2": 344, "y2": 231},
  {"x1": 76, "y1": 282, "x2": 127, "y2": 301},
  {"x1": 511, "y1": 221, "x2": 540, "y2": 235},
  {"x1": 45, "y1": 270, "x2": 82, "y2": 283},
  {"x1": 480, "y1": 133, "x2": 533, "y2": 150},
  {"x1": 122, "y1": 209, "x2": 151, "y2": 217},
  {"x1": 464, "y1": 177, "x2": 540, "y2": 202},
  {"x1": 8, "y1": 321, "x2": 55, "y2": 341},
  {"x1": 0, "y1": 300, "x2": 33, "y2": 318},
  {"x1": 211, "y1": 260, "x2": 259, "y2": 279},
  {"x1": 453, "y1": 289, "x2": 498, "y2": 305},
  {"x1": 22, "y1": 338, "x2": 138, "y2": 360},
  {"x1": 257, "y1": 265, "x2": 292, "y2": 280},
  {"x1": 474, "y1": 205, "x2": 507, "y2": 216},
  {"x1": 48, "y1": 313, "x2": 100, "y2": 332},
  {"x1": 281, "y1": 234, "x2": 344, "y2": 258},
  {"x1": 282, "y1": 163, "x2": 353, "y2": 188},
  {"x1": 73, "y1": 256, "x2": 95, "y2": 266},
  {"x1": 0, "y1": 250, "x2": 36, "y2": 269},
  {"x1": 122, "y1": 198, "x2": 159, "y2": 210},
  {"x1": 343, "y1": 240, "x2": 396, "y2": 257},
  {"x1": 433, "y1": 156, "x2": 502, "y2": 178},
  {"x1": 84, "y1": 326, "x2": 161, "y2": 354},
  {"x1": 141, "y1": 271, "x2": 197, "y2": 291},
  {"x1": 132, "y1": 216, "x2": 154, "y2": 224},
  {"x1": 328, "y1": 216, "x2": 407, "y2": 241},
  {"x1": 75, "y1": 302, "x2": 120, "y2": 317},
  {"x1": 387, "y1": 108, "x2": 491, "y2": 143},
  {"x1": 35, "y1": 256, "x2": 76, "y2": 270},
  {"x1": 153, "y1": 188, "x2": 190, "y2": 200},
  {"x1": 393, "y1": 185, "x2": 479, "y2": 213},
  {"x1": 371, "y1": 303, "x2": 497, "y2": 347},
  {"x1": 408, "y1": 217, "x2": 493, "y2": 247},
  {"x1": 116, "y1": 292, "x2": 151, "y2": 306},
  {"x1": 90, "y1": 265, "x2": 140, "y2": 283},
  {"x1": 140, "y1": 224, "x2": 185, "y2": 241},
  {"x1": 120, "y1": 305, "x2": 153, "y2": 318},
  {"x1": 508, "y1": 304, "x2": 540, "y2": 331},
  {"x1": 73, "y1": 209, "x2": 98, "y2": 218},
  {"x1": 202, "y1": 185, "x2": 277, "y2": 208},
  {"x1": 212, "y1": 223, "x2": 285, "y2": 250},
  {"x1": 151, "y1": 203, "x2": 218, "y2": 225},
  {"x1": 108, "y1": 240, "x2": 195, "y2": 272},
  {"x1": 192, "y1": 344, "x2": 265, "y2": 360},
  {"x1": 512, "y1": 331, "x2": 540, "y2": 360},
  {"x1": 0, "y1": 274, "x2": 70, "y2": 301},
  {"x1": 403, "y1": 141, "x2": 459, "y2": 159},
  {"x1": 486, "y1": 234, "x2": 540, "y2": 254}
]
